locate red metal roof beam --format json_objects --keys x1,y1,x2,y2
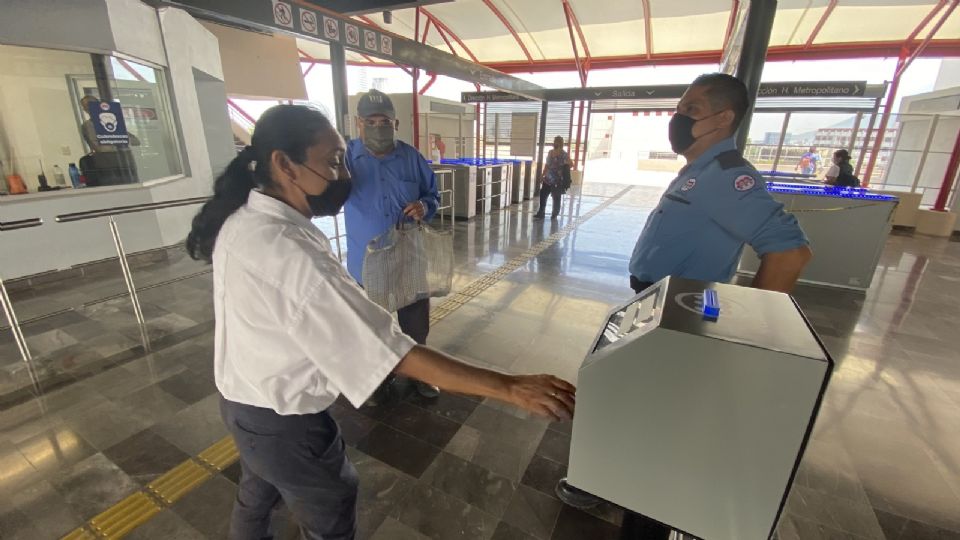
[
  {"x1": 419, "y1": 72, "x2": 438, "y2": 94},
  {"x1": 481, "y1": 0, "x2": 534, "y2": 64},
  {"x1": 562, "y1": 0, "x2": 587, "y2": 86},
  {"x1": 897, "y1": 0, "x2": 957, "y2": 78},
  {"x1": 420, "y1": 7, "x2": 481, "y2": 63},
  {"x1": 804, "y1": 0, "x2": 838, "y2": 48},
  {"x1": 641, "y1": 0, "x2": 653, "y2": 59},
  {"x1": 723, "y1": 0, "x2": 741, "y2": 51}
]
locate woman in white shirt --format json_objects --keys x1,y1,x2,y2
[{"x1": 186, "y1": 105, "x2": 575, "y2": 540}]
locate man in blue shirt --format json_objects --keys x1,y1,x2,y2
[
  {"x1": 558, "y1": 73, "x2": 813, "y2": 537},
  {"x1": 345, "y1": 89, "x2": 440, "y2": 401}
]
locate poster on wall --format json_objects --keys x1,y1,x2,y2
[
  {"x1": 510, "y1": 113, "x2": 538, "y2": 157},
  {"x1": 87, "y1": 101, "x2": 130, "y2": 146}
]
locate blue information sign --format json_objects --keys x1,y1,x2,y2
[{"x1": 87, "y1": 100, "x2": 130, "y2": 146}]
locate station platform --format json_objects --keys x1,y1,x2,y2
[{"x1": 1, "y1": 184, "x2": 959, "y2": 540}]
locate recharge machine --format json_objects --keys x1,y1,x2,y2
[{"x1": 566, "y1": 277, "x2": 833, "y2": 540}]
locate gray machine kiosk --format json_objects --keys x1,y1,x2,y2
[{"x1": 566, "y1": 277, "x2": 833, "y2": 540}]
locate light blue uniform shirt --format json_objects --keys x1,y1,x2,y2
[
  {"x1": 629, "y1": 137, "x2": 808, "y2": 284},
  {"x1": 344, "y1": 138, "x2": 439, "y2": 284}
]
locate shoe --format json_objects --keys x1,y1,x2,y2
[
  {"x1": 556, "y1": 478, "x2": 601, "y2": 509},
  {"x1": 414, "y1": 381, "x2": 440, "y2": 399},
  {"x1": 533, "y1": 213, "x2": 545, "y2": 220},
  {"x1": 551, "y1": 214, "x2": 558, "y2": 219}
]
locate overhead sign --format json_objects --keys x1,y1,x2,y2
[
  {"x1": 757, "y1": 82, "x2": 866, "y2": 98},
  {"x1": 88, "y1": 101, "x2": 130, "y2": 146},
  {"x1": 462, "y1": 81, "x2": 870, "y2": 103},
  {"x1": 157, "y1": 0, "x2": 546, "y2": 100}
]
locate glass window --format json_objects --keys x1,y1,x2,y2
[{"x1": 0, "y1": 43, "x2": 182, "y2": 194}]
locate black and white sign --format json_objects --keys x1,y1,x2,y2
[
  {"x1": 461, "y1": 91, "x2": 532, "y2": 103},
  {"x1": 363, "y1": 29, "x2": 378, "y2": 51},
  {"x1": 299, "y1": 8, "x2": 317, "y2": 35},
  {"x1": 271, "y1": 0, "x2": 293, "y2": 28},
  {"x1": 345, "y1": 23, "x2": 360, "y2": 46},
  {"x1": 322, "y1": 16, "x2": 339, "y2": 41},
  {"x1": 380, "y1": 35, "x2": 393, "y2": 55}
]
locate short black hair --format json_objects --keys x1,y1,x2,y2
[{"x1": 691, "y1": 73, "x2": 749, "y2": 132}]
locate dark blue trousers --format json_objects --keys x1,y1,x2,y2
[{"x1": 220, "y1": 398, "x2": 359, "y2": 540}]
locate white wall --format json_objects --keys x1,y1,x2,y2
[{"x1": 0, "y1": 1, "x2": 228, "y2": 279}]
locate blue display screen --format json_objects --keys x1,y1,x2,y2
[{"x1": 765, "y1": 182, "x2": 898, "y2": 201}]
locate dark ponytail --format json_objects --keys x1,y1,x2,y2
[{"x1": 186, "y1": 105, "x2": 335, "y2": 262}]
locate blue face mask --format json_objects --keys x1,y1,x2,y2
[{"x1": 296, "y1": 164, "x2": 352, "y2": 217}]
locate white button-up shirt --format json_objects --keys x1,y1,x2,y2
[{"x1": 212, "y1": 190, "x2": 416, "y2": 414}]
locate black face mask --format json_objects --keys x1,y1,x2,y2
[
  {"x1": 296, "y1": 164, "x2": 352, "y2": 217},
  {"x1": 668, "y1": 111, "x2": 725, "y2": 154}
]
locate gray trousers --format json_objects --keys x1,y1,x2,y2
[{"x1": 220, "y1": 398, "x2": 359, "y2": 540}]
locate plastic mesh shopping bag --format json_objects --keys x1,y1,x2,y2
[{"x1": 362, "y1": 222, "x2": 453, "y2": 312}]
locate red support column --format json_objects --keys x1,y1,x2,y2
[
  {"x1": 573, "y1": 100, "x2": 585, "y2": 165},
  {"x1": 580, "y1": 102, "x2": 593, "y2": 169},
  {"x1": 933, "y1": 127, "x2": 960, "y2": 211}
]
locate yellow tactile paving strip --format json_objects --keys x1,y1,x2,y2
[{"x1": 61, "y1": 187, "x2": 632, "y2": 539}]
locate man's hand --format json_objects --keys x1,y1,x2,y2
[
  {"x1": 506, "y1": 374, "x2": 576, "y2": 421},
  {"x1": 403, "y1": 201, "x2": 426, "y2": 221}
]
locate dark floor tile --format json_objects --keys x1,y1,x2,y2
[
  {"x1": 171, "y1": 475, "x2": 236, "y2": 539},
  {"x1": 114, "y1": 383, "x2": 189, "y2": 423},
  {"x1": 502, "y1": 484, "x2": 564, "y2": 540},
  {"x1": 103, "y1": 428, "x2": 191, "y2": 485},
  {"x1": 406, "y1": 391, "x2": 481, "y2": 424},
  {"x1": 124, "y1": 509, "x2": 207, "y2": 540},
  {"x1": 356, "y1": 424, "x2": 441, "y2": 478},
  {"x1": 550, "y1": 505, "x2": 621, "y2": 540},
  {"x1": 547, "y1": 420, "x2": 572, "y2": 437},
  {"x1": 150, "y1": 394, "x2": 228, "y2": 455},
  {"x1": 383, "y1": 402, "x2": 462, "y2": 448},
  {"x1": 6, "y1": 480, "x2": 83, "y2": 539},
  {"x1": 492, "y1": 520, "x2": 540, "y2": 540},
  {"x1": 396, "y1": 482, "x2": 499, "y2": 540},
  {"x1": 0, "y1": 507, "x2": 43, "y2": 540},
  {"x1": 49, "y1": 453, "x2": 141, "y2": 519},
  {"x1": 221, "y1": 461, "x2": 242, "y2": 484},
  {"x1": 156, "y1": 370, "x2": 218, "y2": 405},
  {"x1": 421, "y1": 451, "x2": 517, "y2": 518},
  {"x1": 535, "y1": 429, "x2": 570, "y2": 465},
  {"x1": 348, "y1": 392, "x2": 403, "y2": 423},
  {"x1": 0, "y1": 440, "x2": 40, "y2": 492},
  {"x1": 465, "y1": 403, "x2": 549, "y2": 443},
  {"x1": 329, "y1": 402, "x2": 378, "y2": 446},
  {"x1": 876, "y1": 509, "x2": 960, "y2": 540},
  {"x1": 61, "y1": 400, "x2": 155, "y2": 451},
  {"x1": 521, "y1": 455, "x2": 566, "y2": 499},
  {"x1": 351, "y1": 449, "x2": 417, "y2": 522},
  {"x1": 445, "y1": 424, "x2": 542, "y2": 483},
  {"x1": 368, "y1": 516, "x2": 430, "y2": 540}
]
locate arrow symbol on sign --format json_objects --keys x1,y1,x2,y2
[
  {"x1": 646, "y1": 90, "x2": 655, "y2": 95},
  {"x1": 595, "y1": 92, "x2": 602, "y2": 97},
  {"x1": 854, "y1": 85, "x2": 861, "y2": 94}
]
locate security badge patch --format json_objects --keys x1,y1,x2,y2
[
  {"x1": 681, "y1": 178, "x2": 696, "y2": 191},
  {"x1": 734, "y1": 175, "x2": 756, "y2": 191}
]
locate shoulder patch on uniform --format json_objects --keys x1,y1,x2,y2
[
  {"x1": 681, "y1": 178, "x2": 696, "y2": 191},
  {"x1": 734, "y1": 175, "x2": 756, "y2": 191},
  {"x1": 716, "y1": 150, "x2": 749, "y2": 170}
]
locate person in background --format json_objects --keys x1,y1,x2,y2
[
  {"x1": 824, "y1": 149, "x2": 859, "y2": 187},
  {"x1": 534, "y1": 136, "x2": 573, "y2": 220},
  {"x1": 344, "y1": 89, "x2": 442, "y2": 403},
  {"x1": 796, "y1": 146, "x2": 821, "y2": 176},
  {"x1": 186, "y1": 104, "x2": 575, "y2": 540},
  {"x1": 558, "y1": 73, "x2": 813, "y2": 539},
  {"x1": 432, "y1": 134, "x2": 446, "y2": 162}
]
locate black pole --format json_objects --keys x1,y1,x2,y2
[
  {"x1": 734, "y1": 0, "x2": 777, "y2": 150},
  {"x1": 330, "y1": 43, "x2": 350, "y2": 138},
  {"x1": 91, "y1": 54, "x2": 115, "y2": 102},
  {"x1": 535, "y1": 100, "x2": 548, "y2": 194}
]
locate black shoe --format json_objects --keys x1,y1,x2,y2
[
  {"x1": 414, "y1": 381, "x2": 440, "y2": 398},
  {"x1": 556, "y1": 478, "x2": 601, "y2": 509},
  {"x1": 533, "y1": 213, "x2": 545, "y2": 220},
  {"x1": 551, "y1": 214, "x2": 558, "y2": 219}
]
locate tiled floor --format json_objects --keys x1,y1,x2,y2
[{"x1": 1, "y1": 183, "x2": 959, "y2": 539}]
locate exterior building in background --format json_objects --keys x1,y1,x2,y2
[{"x1": 814, "y1": 126, "x2": 898, "y2": 151}]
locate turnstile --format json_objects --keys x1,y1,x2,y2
[
  {"x1": 490, "y1": 162, "x2": 511, "y2": 210},
  {"x1": 521, "y1": 161, "x2": 533, "y2": 200},
  {"x1": 738, "y1": 183, "x2": 898, "y2": 290},
  {"x1": 568, "y1": 277, "x2": 832, "y2": 540}
]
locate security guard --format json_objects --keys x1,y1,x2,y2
[
  {"x1": 629, "y1": 72, "x2": 812, "y2": 295},
  {"x1": 557, "y1": 73, "x2": 812, "y2": 539}
]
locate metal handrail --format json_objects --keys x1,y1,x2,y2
[
  {"x1": 0, "y1": 218, "x2": 43, "y2": 232},
  {"x1": 56, "y1": 196, "x2": 210, "y2": 223}
]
